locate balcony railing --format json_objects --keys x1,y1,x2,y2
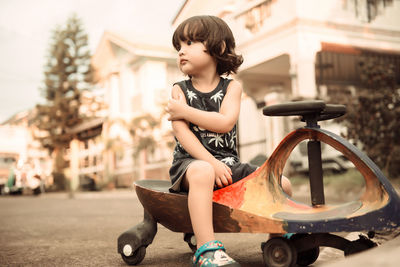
[{"x1": 234, "y1": 0, "x2": 273, "y2": 33}]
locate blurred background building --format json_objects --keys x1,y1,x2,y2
[
  {"x1": 1, "y1": 0, "x2": 399, "y2": 192},
  {"x1": 0, "y1": 110, "x2": 52, "y2": 193}
]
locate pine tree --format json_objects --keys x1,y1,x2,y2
[{"x1": 36, "y1": 14, "x2": 93, "y2": 189}]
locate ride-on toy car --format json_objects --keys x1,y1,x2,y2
[{"x1": 118, "y1": 100, "x2": 400, "y2": 267}]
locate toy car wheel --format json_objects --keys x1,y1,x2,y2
[
  {"x1": 121, "y1": 246, "x2": 146, "y2": 265},
  {"x1": 290, "y1": 234, "x2": 319, "y2": 266},
  {"x1": 296, "y1": 246, "x2": 319, "y2": 266},
  {"x1": 183, "y1": 233, "x2": 197, "y2": 252},
  {"x1": 262, "y1": 237, "x2": 297, "y2": 267}
]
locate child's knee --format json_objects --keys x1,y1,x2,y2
[
  {"x1": 186, "y1": 161, "x2": 215, "y2": 187},
  {"x1": 281, "y1": 176, "x2": 292, "y2": 197}
]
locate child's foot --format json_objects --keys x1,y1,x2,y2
[{"x1": 192, "y1": 240, "x2": 241, "y2": 267}]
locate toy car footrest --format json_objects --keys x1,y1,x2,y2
[
  {"x1": 263, "y1": 100, "x2": 346, "y2": 122},
  {"x1": 273, "y1": 200, "x2": 362, "y2": 221}
]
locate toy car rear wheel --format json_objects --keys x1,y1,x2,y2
[
  {"x1": 184, "y1": 233, "x2": 197, "y2": 252},
  {"x1": 262, "y1": 237, "x2": 297, "y2": 267},
  {"x1": 121, "y1": 246, "x2": 146, "y2": 265}
]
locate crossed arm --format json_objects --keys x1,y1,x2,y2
[
  {"x1": 167, "y1": 80, "x2": 242, "y2": 133},
  {"x1": 166, "y1": 80, "x2": 243, "y2": 187}
]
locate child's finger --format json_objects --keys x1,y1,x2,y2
[
  {"x1": 224, "y1": 170, "x2": 232, "y2": 184},
  {"x1": 215, "y1": 178, "x2": 223, "y2": 188},
  {"x1": 224, "y1": 164, "x2": 232, "y2": 175},
  {"x1": 220, "y1": 175, "x2": 229, "y2": 186},
  {"x1": 226, "y1": 174, "x2": 233, "y2": 184},
  {"x1": 177, "y1": 94, "x2": 186, "y2": 103}
]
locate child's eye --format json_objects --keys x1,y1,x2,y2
[{"x1": 186, "y1": 40, "x2": 192, "y2": 45}]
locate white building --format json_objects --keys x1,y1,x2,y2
[
  {"x1": 174, "y1": 0, "x2": 400, "y2": 163},
  {"x1": 87, "y1": 31, "x2": 183, "y2": 186}
]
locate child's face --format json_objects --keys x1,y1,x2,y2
[{"x1": 176, "y1": 40, "x2": 216, "y2": 76}]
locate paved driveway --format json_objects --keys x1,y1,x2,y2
[{"x1": 0, "y1": 189, "x2": 398, "y2": 266}]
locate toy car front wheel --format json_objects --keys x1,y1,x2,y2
[
  {"x1": 262, "y1": 237, "x2": 297, "y2": 267},
  {"x1": 184, "y1": 233, "x2": 197, "y2": 252},
  {"x1": 121, "y1": 246, "x2": 146, "y2": 265}
]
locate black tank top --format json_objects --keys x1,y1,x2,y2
[{"x1": 172, "y1": 77, "x2": 239, "y2": 167}]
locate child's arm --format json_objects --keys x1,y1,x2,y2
[
  {"x1": 169, "y1": 85, "x2": 233, "y2": 188},
  {"x1": 167, "y1": 80, "x2": 242, "y2": 133}
]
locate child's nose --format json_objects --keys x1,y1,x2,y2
[{"x1": 178, "y1": 46, "x2": 186, "y2": 56}]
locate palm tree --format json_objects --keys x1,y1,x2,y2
[{"x1": 211, "y1": 90, "x2": 224, "y2": 107}]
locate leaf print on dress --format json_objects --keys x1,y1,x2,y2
[
  {"x1": 187, "y1": 90, "x2": 198, "y2": 105},
  {"x1": 210, "y1": 90, "x2": 224, "y2": 107},
  {"x1": 228, "y1": 129, "x2": 236, "y2": 149},
  {"x1": 208, "y1": 133, "x2": 224, "y2": 148},
  {"x1": 221, "y1": 157, "x2": 236, "y2": 166}
]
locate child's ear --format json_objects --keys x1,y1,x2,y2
[{"x1": 219, "y1": 41, "x2": 226, "y2": 55}]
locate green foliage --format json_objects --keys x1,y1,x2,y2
[
  {"x1": 130, "y1": 114, "x2": 160, "y2": 157},
  {"x1": 105, "y1": 137, "x2": 125, "y2": 160},
  {"x1": 36, "y1": 14, "x2": 93, "y2": 152},
  {"x1": 342, "y1": 55, "x2": 400, "y2": 178}
]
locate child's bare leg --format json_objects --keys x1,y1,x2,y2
[
  {"x1": 281, "y1": 176, "x2": 292, "y2": 197},
  {"x1": 183, "y1": 160, "x2": 216, "y2": 248}
]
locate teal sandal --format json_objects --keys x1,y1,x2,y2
[{"x1": 192, "y1": 240, "x2": 241, "y2": 267}]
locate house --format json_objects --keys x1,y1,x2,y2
[
  {"x1": 87, "y1": 31, "x2": 184, "y2": 186},
  {"x1": 173, "y1": 0, "x2": 400, "y2": 164}
]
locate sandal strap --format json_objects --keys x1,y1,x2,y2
[{"x1": 193, "y1": 240, "x2": 225, "y2": 265}]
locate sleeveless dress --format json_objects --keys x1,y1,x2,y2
[{"x1": 169, "y1": 77, "x2": 257, "y2": 192}]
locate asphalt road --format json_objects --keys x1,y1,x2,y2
[{"x1": 0, "y1": 189, "x2": 399, "y2": 267}]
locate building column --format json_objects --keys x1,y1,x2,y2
[
  {"x1": 109, "y1": 68, "x2": 121, "y2": 118},
  {"x1": 70, "y1": 138, "x2": 80, "y2": 195},
  {"x1": 264, "y1": 92, "x2": 285, "y2": 157},
  {"x1": 289, "y1": 43, "x2": 320, "y2": 98}
]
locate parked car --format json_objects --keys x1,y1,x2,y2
[
  {"x1": 289, "y1": 140, "x2": 354, "y2": 174},
  {"x1": 0, "y1": 153, "x2": 18, "y2": 195}
]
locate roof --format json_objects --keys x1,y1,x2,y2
[
  {"x1": 172, "y1": 0, "x2": 188, "y2": 25},
  {"x1": 92, "y1": 31, "x2": 176, "y2": 68}
]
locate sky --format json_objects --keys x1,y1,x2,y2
[{"x1": 0, "y1": 0, "x2": 185, "y2": 123}]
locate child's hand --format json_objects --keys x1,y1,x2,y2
[
  {"x1": 211, "y1": 159, "x2": 232, "y2": 188},
  {"x1": 166, "y1": 94, "x2": 187, "y2": 121}
]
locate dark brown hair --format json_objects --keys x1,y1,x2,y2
[{"x1": 172, "y1": 15, "x2": 243, "y2": 76}]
